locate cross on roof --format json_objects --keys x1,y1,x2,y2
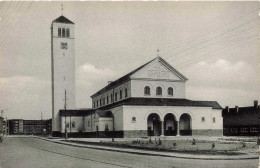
[
  {"x1": 157, "y1": 49, "x2": 160, "y2": 57},
  {"x1": 61, "y1": 3, "x2": 63, "y2": 16}
]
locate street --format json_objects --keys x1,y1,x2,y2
[{"x1": 0, "y1": 137, "x2": 258, "y2": 168}]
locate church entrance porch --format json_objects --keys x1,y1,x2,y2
[
  {"x1": 164, "y1": 113, "x2": 177, "y2": 136},
  {"x1": 179, "y1": 113, "x2": 192, "y2": 136},
  {"x1": 147, "y1": 113, "x2": 161, "y2": 136}
]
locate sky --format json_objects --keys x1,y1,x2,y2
[{"x1": 0, "y1": 1, "x2": 259, "y2": 120}]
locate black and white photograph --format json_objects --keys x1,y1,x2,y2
[{"x1": 0, "y1": 1, "x2": 259, "y2": 168}]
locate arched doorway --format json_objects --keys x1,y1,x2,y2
[
  {"x1": 179, "y1": 113, "x2": 192, "y2": 136},
  {"x1": 147, "y1": 113, "x2": 161, "y2": 136},
  {"x1": 164, "y1": 113, "x2": 177, "y2": 136}
]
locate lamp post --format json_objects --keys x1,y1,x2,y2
[{"x1": 63, "y1": 90, "x2": 68, "y2": 140}]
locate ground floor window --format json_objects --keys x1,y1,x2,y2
[
  {"x1": 240, "y1": 127, "x2": 248, "y2": 133},
  {"x1": 250, "y1": 127, "x2": 259, "y2": 132}
]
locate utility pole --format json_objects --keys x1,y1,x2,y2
[
  {"x1": 41, "y1": 111, "x2": 43, "y2": 136},
  {"x1": 63, "y1": 90, "x2": 68, "y2": 140}
]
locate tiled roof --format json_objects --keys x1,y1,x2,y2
[
  {"x1": 96, "y1": 110, "x2": 113, "y2": 117},
  {"x1": 53, "y1": 15, "x2": 74, "y2": 24},
  {"x1": 91, "y1": 57, "x2": 187, "y2": 98},
  {"x1": 96, "y1": 97, "x2": 222, "y2": 110},
  {"x1": 59, "y1": 109, "x2": 94, "y2": 116}
]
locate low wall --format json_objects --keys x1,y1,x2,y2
[{"x1": 192, "y1": 129, "x2": 223, "y2": 136}]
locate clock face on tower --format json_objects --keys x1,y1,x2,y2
[{"x1": 60, "y1": 42, "x2": 68, "y2": 49}]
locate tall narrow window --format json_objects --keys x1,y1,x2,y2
[
  {"x1": 66, "y1": 28, "x2": 70, "y2": 38},
  {"x1": 111, "y1": 94, "x2": 113, "y2": 102},
  {"x1": 107, "y1": 96, "x2": 109, "y2": 104},
  {"x1": 168, "y1": 87, "x2": 173, "y2": 96},
  {"x1": 72, "y1": 121, "x2": 76, "y2": 128},
  {"x1": 156, "y1": 87, "x2": 162, "y2": 96},
  {"x1": 120, "y1": 90, "x2": 122, "y2": 99},
  {"x1": 100, "y1": 99, "x2": 101, "y2": 106},
  {"x1": 62, "y1": 28, "x2": 65, "y2": 37},
  {"x1": 144, "y1": 86, "x2": 150, "y2": 95},
  {"x1": 125, "y1": 88, "x2": 128, "y2": 98},
  {"x1": 115, "y1": 92, "x2": 118, "y2": 101},
  {"x1": 96, "y1": 101, "x2": 98, "y2": 107},
  {"x1": 93, "y1": 101, "x2": 95, "y2": 108},
  {"x1": 58, "y1": 28, "x2": 61, "y2": 37},
  {"x1": 103, "y1": 98, "x2": 105, "y2": 105}
]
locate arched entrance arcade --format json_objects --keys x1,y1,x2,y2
[
  {"x1": 164, "y1": 113, "x2": 177, "y2": 136},
  {"x1": 147, "y1": 113, "x2": 161, "y2": 136},
  {"x1": 179, "y1": 113, "x2": 192, "y2": 136}
]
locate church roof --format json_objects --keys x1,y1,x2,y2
[
  {"x1": 59, "y1": 109, "x2": 94, "y2": 116},
  {"x1": 96, "y1": 97, "x2": 222, "y2": 110},
  {"x1": 91, "y1": 56, "x2": 187, "y2": 98},
  {"x1": 52, "y1": 15, "x2": 74, "y2": 24}
]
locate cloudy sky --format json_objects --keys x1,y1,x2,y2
[{"x1": 0, "y1": 1, "x2": 259, "y2": 120}]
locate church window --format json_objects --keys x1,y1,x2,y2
[
  {"x1": 115, "y1": 92, "x2": 118, "y2": 101},
  {"x1": 120, "y1": 90, "x2": 122, "y2": 99},
  {"x1": 93, "y1": 101, "x2": 95, "y2": 108},
  {"x1": 125, "y1": 88, "x2": 128, "y2": 98},
  {"x1": 105, "y1": 124, "x2": 109, "y2": 132},
  {"x1": 156, "y1": 87, "x2": 162, "y2": 96},
  {"x1": 132, "y1": 117, "x2": 136, "y2": 123},
  {"x1": 88, "y1": 121, "x2": 90, "y2": 127},
  {"x1": 100, "y1": 99, "x2": 101, "y2": 106},
  {"x1": 111, "y1": 94, "x2": 113, "y2": 102},
  {"x1": 96, "y1": 100, "x2": 98, "y2": 107},
  {"x1": 103, "y1": 98, "x2": 105, "y2": 105},
  {"x1": 62, "y1": 28, "x2": 65, "y2": 37},
  {"x1": 58, "y1": 28, "x2": 61, "y2": 37},
  {"x1": 66, "y1": 28, "x2": 70, "y2": 38},
  {"x1": 201, "y1": 117, "x2": 205, "y2": 122},
  {"x1": 72, "y1": 121, "x2": 76, "y2": 128},
  {"x1": 144, "y1": 86, "x2": 150, "y2": 95},
  {"x1": 212, "y1": 117, "x2": 216, "y2": 123},
  {"x1": 107, "y1": 96, "x2": 109, "y2": 104},
  {"x1": 168, "y1": 87, "x2": 173, "y2": 96}
]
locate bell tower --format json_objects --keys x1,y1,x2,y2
[{"x1": 51, "y1": 16, "x2": 75, "y2": 136}]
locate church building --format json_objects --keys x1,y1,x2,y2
[{"x1": 51, "y1": 15, "x2": 223, "y2": 138}]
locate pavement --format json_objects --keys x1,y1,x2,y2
[{"x1": 33, "y1": 136, "x2": 260, "y2": 160}]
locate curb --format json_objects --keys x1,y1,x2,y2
[{"x1": 34, "y1": 137, "x2": 259, "y2": 160}]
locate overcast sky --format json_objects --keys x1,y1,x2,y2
[{"x1": 0, "y1": 1, "x2": 259, "y2": 120}]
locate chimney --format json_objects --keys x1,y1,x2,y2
[
  {"x1": 254, "y1": 100, "x2": 258, "y2": 109},
  {"x1": 235, "y1": 106, "x2": 239, "y2": 113},
  {"x1": 225, "y1": 106, "x2": 229, "y2": 113},
  {"x1": 108, "y1": 81, "x2": 113, "y2": 85}
]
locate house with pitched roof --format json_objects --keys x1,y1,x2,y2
[{"x1": 222, "y1": 101, "x2": 260, "y2": 136}]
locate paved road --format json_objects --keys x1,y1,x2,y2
[{"x1": 0, "y1": 137, "x2": 258, "y2": 168}]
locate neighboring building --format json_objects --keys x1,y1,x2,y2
[
  {"x1": 0, "y1": 117, "x2": 3, "y2": 136},
  {"x1": 59, "y1": 56, "x2": 223, "y2": 138},
  {"x1": 23, "y1": 120, "x2": 46, "y2": 135},
  {"x1": 222, "y1": 100, "x2": 260, "y2": 136},
  {"x1": 51, "y1": 15, "x2": 76, "y2": 137},
  {"x1": 7, "y1": 119, "x2": 52, "y2": 136},
  {"x1": 8, "y1": 119, "x2": 23, "y2": 135}
]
